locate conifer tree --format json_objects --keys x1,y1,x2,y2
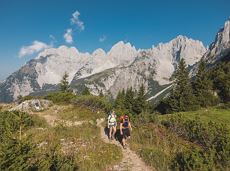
[
  {"x1": 193, "y1": 59, "x2": 218, "y2": 107},
  {"x1": 211, "y1": 60, "x2": 230, "y2": 102},
  {"x1": 133, "y1": 84, "x2": 147, "y2": 114},
  {"x1": 82, "y1": 87, "x2": 90, "y2": 95},
  {"x1": 124, "y1": 87, "x2": 135, "y2": 113},
  {"x1": 99, "y1": 90, "x2": 104, "y2": 97},
  {"x1": 115, "y1": 89, "x2": 125, "y2": 110},
  {"x1": 166, "y1": 58, "x2": 196, "y2": 112},
  {"x1": 60, "y1": 72, "x2": 71, "y2": 93}
]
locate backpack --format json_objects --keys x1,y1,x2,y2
[
  {"x1": 108, "y1": 114, "x2": 116, "y2": 123},
  {"x1": 122, "y1": 116, "x2": 129, "y2": 128}
]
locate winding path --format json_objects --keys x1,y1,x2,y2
[
  {"x1": 35, "y1": 107, "x2": 154, "y2": 171},
  {"x1": 96, "y1": 118, "x2": 154, "y2": 171}
]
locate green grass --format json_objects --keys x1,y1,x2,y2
[
  {"x1": 26, "y1": 105, "x2": 122, "y2": 171},
  {"x1": 130, "y1": 107, "x2": 230, "y2": 170},
  {"x1": 130, "y1": 123, "x2": 198, "y2": 171},
  {"x1": 158, "y1": 107, "x2": 230, "y2": 130},
  {"x1": 1, "y1": 103, "x2": 122, "y2": 171},
  {"x1": 58, "y1": 105, "x2": 104, "y2": 121},
  {"x1": 26, "y1": 122, "x2": 122, "y2": 171}
]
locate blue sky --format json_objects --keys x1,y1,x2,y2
[{"x1": 0, "y1": 0, "x2": 229, "y2": 80}]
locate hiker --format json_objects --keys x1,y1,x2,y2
[
  {"x1": 120, "y1": 114, "x2": 132, "y2": 149},
  {"x1": 107, "y1": 110, "x2": 117, "y2": 141}
]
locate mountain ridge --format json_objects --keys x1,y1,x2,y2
[{"x1": 1, "y1": 18, "x2": 230, "y2": 103}]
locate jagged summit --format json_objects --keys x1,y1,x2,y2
[
  {"x1": 204, "y1": 17, "x2": 230, "y2": 62},
  {"x1": 92, "y1": 48, "x2": 106, "y2": 56},
  {"x1": 109, "y1": 41, "x2": 134, "y2": 50},
  {"x1": 212, "y1": 18, "x2": 230, "y2": 49},
  {"x1": 0, "y1": 36, "x2": 207, "y2": 102},
  {"x1": 144, "y1": 35, "x2": 207, "y2": 85},
  {"x1": 108, "y1": 41, "x2": 138, "y2": 65}
]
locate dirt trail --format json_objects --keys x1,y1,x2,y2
[
  {"x1": 35, "y1": 107, "x2": 154, "y2": 171},
  {"x1": 97, "y1": 119, "x2": 154, "y2": 171},
  {"x1": 35, "y1": 106, "x2": 87, "y2": 127},
  {"x1": 37, "y1": 113, "x2": 87, "y2": 127}
]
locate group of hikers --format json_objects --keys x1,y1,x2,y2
[{"x1": 107, "y1": 111, "x2": 132, "y2": 149}]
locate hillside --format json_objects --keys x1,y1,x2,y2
[
  {"x1": 129, "y1": 107, "x2": 230, "y2": 171},
  {"x1": 0, "y1": 99, "x2": 123, "y2": 171},
  {"x1": 1, "y1": 85, "x2": 230, "y2": 171},
  {"x1": 0, "y1": 95, "x2": 159, "y2": 171}
]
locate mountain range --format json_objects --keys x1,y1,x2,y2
[{"x1": 0, "y1": 18, "x2": 229, "y2": 103}]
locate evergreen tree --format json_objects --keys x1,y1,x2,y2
[
  {"x1": 82, "y1": 87, "x2": 90, "y2": 95},
  {"x1": 121, "y1": 89, "x2": 125, "y2": 98},
  {"x1": 133, "y1": 84, "x2": 147, "y2": 114},
  {"x1": 99, "y1": 90, "x2": 104, "y2": 97},
  {"x1": 60, "y1": 72, "x2": 71, "y2": 93},
  {"x1": 166, "y1": 58, "x2": 197, "y2": 112},
  {"x1": 211, "y1": 60, "x2": 230, "y2": 102},
  {"x1": 0, "y1": 138, "x2": 34, "y2": 170},
  {"x1": 124, "y1": 87, "x2": 135, "y2": 114},
  {"x1": 17, "y1": 95, "x2": 23, "y2": 104},
  {"x1": 193, "y1": 59, "x2": 218, "y2": 107},
  {"x1": 115, "y1": 89, "x2": 125, "y2": 110}
]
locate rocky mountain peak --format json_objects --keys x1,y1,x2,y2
[
  {"x1": 92, "y1": 48, "x2": 106, "y2": 56},
  {"x1": 108, "y1": 41, "x2": 137, "y2": 55},
  {"x1": 205, "y1": 18, "x2": 230, "y2": 62},
  {"x1": 107, "y1": 41, "x2": 138, "y2": 66},
  {"x1": 215, "y1": 18, "x2": 230, "y2": 46}
]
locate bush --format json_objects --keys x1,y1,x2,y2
[
  {"x1": 45, "y1": 92, "x2": 76, "y2": 104},
  {"x1": 32, "y1": 141, "x2": 78, "y2": 171},
  {"x1": 139, "y1": 147, "x2": 170, "y2": 171},
  {"x1": 132, "y1": 112, "x2": 157, "y2": 127},
  {"x1": 217, "y1": 102, "x2": 230, "y2": 109},
  {"x1": 171, "y1": 148, "x2": 214, "y2": 171},
  {"x1": 162, "y1": 115, "x2": 230, "y2": 170},
  {"x1": 0, "y1": 110, "x2": 34, "y2": 142},
  {"x1": 0, "y1": 138, "x2": 78, "y2": 171},
  {"x1": 0, "y1": 138, "x2": 35, "y2": 171},
  {"x1": 73, "y1": 95, "x2": 112, "y2": 113}
]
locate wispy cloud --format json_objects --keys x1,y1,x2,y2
[
  {"x1": 71, "y1": 10, "x2": 85, "y2": 31},
  {"x1": 63, "y1": 29, "x2": 73, "y2": 44},
  {"x1": 99, "y1": 35, "x2": 107, "y2": 42},
  {"x1": 18, "y1": 41, "x2": 50, "y2": 58},
  {"x1": 49, "y1": 34, "x2": 57, "y2": 46},
  {"x1": 63, "y1": 10, "x2": 84, "y2": 44}
]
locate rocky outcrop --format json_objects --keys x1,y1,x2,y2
[{"x1": 11, "y1": 99, "x2": 52, "y2": 112}]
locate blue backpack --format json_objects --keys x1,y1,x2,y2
[{"x1": 122, "y1": 118, "x2": 129, "y2": 128}]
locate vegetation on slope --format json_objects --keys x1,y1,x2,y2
[
  {"x1": 0, "y1": 94, "x2": 122, "y2": 170},
  {"x1": 128, "y1": 108, "x2": 230, "y2": 171}
]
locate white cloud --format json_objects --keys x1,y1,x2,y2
[
  {"x1": 71, "y1": 10, "x2": 85, "y2": 31},
  {"x1": 99, "y1": 35, "x2": 107, "y2": 42},
  {"x1": 64, "y1": 29, "x2": 73, "y2": 44},
  {"x1": 18, "y1": 41, "x2": 50, "y2": 58}
]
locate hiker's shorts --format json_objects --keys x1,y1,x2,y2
[
  {"x1": 122, "y1": 128, "x2": 130, "y2": 139},
  {"x1": 108, "y1": 122, "x2": 117, "y2": 128}
]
